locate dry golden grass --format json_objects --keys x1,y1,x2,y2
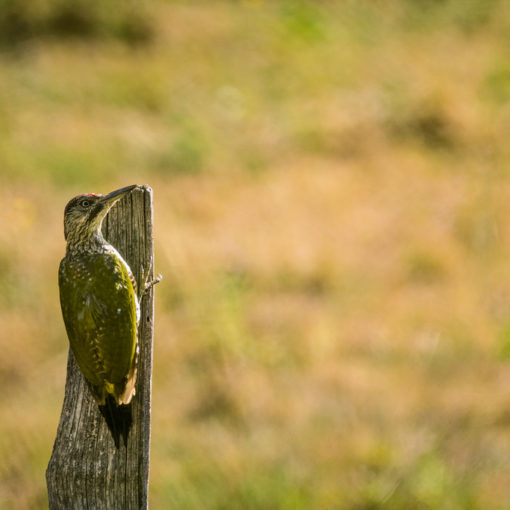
[{"x1": 2, "y1": 1, "x2": 510, "y2": 508}]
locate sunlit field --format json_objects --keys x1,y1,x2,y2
[{"x1": 2, "y1": 1, "x2": 510, "y2": 508}]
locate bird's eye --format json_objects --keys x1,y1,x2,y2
[{"x1": 80, "y1": 199, "x2": 91, "y2": 208}]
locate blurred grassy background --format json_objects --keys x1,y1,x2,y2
[{"x1": 2, "y1": 0, "x2": 510, "y2": 508}]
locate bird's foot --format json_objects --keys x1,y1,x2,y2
[
  {"x1": 139, "y1": 257, "x2": 162, "y2": 299},
  {"x1": 143, "y1": 273, "x2": 162, "y2": 296}
]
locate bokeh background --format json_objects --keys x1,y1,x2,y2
[{"x1": 2, "y1": 0, "x2": 510, "y2": 508}]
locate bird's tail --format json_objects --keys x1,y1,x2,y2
[{"x1": 99, "y1": 395, "x2": 133, "y2": 449}]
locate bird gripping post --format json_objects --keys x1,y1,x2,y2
[{"x1": 46, "y1": 185, "x2": 156, "y2": 510}]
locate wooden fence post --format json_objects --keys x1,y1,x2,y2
[{"x1": 46, "y1": 185, "x2": 156, "y2": 510}]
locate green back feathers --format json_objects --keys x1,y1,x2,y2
[{"x1": 59, "y1": 251, "x2": 138, "y2": 405}]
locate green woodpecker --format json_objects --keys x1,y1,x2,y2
[{"x1": 59, "y1": 185, "x2": 140, "y2": 406}]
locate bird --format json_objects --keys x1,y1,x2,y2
[{"x1": 58, "y1": 185, "x2": 142, "y2": 408}]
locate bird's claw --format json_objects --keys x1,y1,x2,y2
[
  {"x1": 139, "y1": 258, "x2": 162, "y2": 300},
  {"x1": 143, "y1": 273, "x2": 162, "y2": 296}
]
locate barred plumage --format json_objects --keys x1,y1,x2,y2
[{"x1": 59, "y1": 185, "x2": 139, "y2": 406}]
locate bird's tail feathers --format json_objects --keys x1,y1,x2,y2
[
  {"x1": 99, "y1": 395, "x2": 133, "y2": 449},
  {"x1": 86, "y1": 378, "x2": 135, "y2": 448}
]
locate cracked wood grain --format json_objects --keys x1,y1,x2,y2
[{"x1": 46, "y1": 185, "x2": 155, "y2": 510}]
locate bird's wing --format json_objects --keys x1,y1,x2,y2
[{"x1": 59, "y1": 253, "x2": 138, "y2": 390}]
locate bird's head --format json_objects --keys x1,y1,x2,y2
[{"x1": 63, "y1": 184, "x2": 137, "y2": 246}]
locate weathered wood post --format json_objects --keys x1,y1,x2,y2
[{"x1": 46, "y1": 185, "x2": 156, "y2": 510}]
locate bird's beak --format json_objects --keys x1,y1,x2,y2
[{"x1": 100, "y1": 185, "x2": 138, "y2": 207}]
